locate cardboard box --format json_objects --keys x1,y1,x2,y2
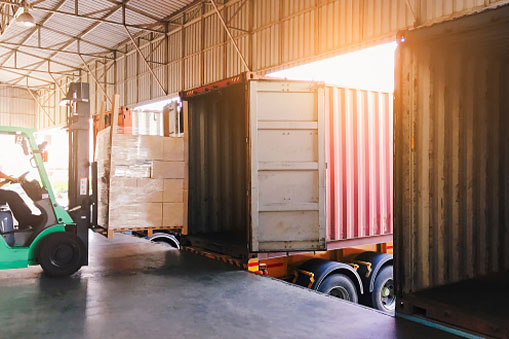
[
  {"x1": 137, "y1": 178, "x2": 164, "y2": 203},
  {"x1": 109, "y1": 203, "x2": 162, "y2": 228},
  {"x1": 96, "y1": 130, "x2": 187, "y2": 231},
  {"x1": 152, "y1": 161, "x2": 185, "y2": 179},
  {"x1": 163, "y1": 179, "x2": 184, "y2": 202},
  {"x1": 112, "y1": 134, "x2": 164, "y2": 163},
  {"x1": 163, "y1": 203, "x2": 185, "y2": 226},
  {"x1": 163, "y1": 137, "x2": 184, "y2": 161},
  {"x1": 109, "y1": 178, "x2": 164, "y2": 204},
  {"x1": 113, "y1": 163, "x2": 152, "y2": 178}
]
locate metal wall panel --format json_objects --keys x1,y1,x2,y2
[
  {"x1": 226, "y1": 36, "x2": 250, "y2": 77},
  {"x1": 326, "y1": 87, "x2": 393, "y2": 244},
  {"x1": 252, "y1": 25, "x2": 279, "y2": 71},
  {"x1": 204, "y1": 47, "x2": 224, "y2": 84},
  {"x1": 126, "y1": 78, "x2": 138, "y2": 106},
  {"x1": 0, "y1": 86, "x2": 36, "y2": 128},
  {"x1": 203, "y1": 8, "x2": 224, "y2": 84},
  {"x1": 395, "y1": 6, "x2": 509, "y2": 295},
  {"x1": 153, "y1": 65, "x2": 167, "y2": 99},
  {"x1": 168, "y1": 61, "x2": 182, "y2": 95},
  {"x1": 168, "y1": 30, "x2": 183, "y2": 62},
  {"x1": 152, "y1": 38, "x2": 168, "y2": 98},
  {"x1": 116, "y1": 57, "x2": 126, "y2": 105},
  {"x1": 137, "y1": 45, "x2": 151, "y2": 103},
  {"x1": 106, "y1": 62, "x2": 116, "y2": 111},
  {"x1": 183, "y1": 21, "x2": 202, "y2": 90},
  {"x1": 95, "y1": 61, "x2": 105, "y2": 113},
  {"x1": 138, "y1": 72, "x2": 151, "y2": 103}
]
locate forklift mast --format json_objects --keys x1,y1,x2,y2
[{"x1": 66, "y1": 82, "x2": 91, "y2": 265}]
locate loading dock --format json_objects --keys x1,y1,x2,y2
[{"x1": 0, "y1": 231, "x2": 455, "y2": 339}]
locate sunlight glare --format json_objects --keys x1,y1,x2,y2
[{"x1": 267, "y1": 41, "x2": 397, "y2": 92}]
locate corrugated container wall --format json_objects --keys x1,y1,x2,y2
[
  {"x1": 326, "y1": 88, "x2": 393, "y2": 245},
  {"x1": 395, "y1": 5, "x2": 509, "y2": 296},
  {"x1": 0, "y1": 85, "x2": 36, "y2": 128}
]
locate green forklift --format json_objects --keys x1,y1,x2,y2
[{"x1": 0, "y1": 82, "x2": 93, "y2": 276}]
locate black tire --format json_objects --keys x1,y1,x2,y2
[
  {"x1": 317, "y1": 273, "x2": 358, "y2": 303},
  {"x1": 38, "y1": 232, "x2": 84, "y2": 277},
  {"x1": 371, "y1": 265, "x2": 395, "y2": 312}
]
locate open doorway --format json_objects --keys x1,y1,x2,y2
[
  {"x1": 132, "y1": 98, "x2": 182, "y2": 136},
  {"x1": 267, "y1": 41, "x2": 397, "y2": 92}
]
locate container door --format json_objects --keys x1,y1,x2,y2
[{"x1": 249, "y1": 80, "x2": 326, "y2": 252}]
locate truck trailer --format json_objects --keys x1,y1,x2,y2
[{"x1": 177, "y1": 73, "x2": 395, "y2": 312}]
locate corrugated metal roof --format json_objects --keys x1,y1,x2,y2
[{"x1": 0, "y1": 0, "x2": 195, "y2": 88}]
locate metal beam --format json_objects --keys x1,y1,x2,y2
[
  {"x1": 4, "y1": 75, "x2": 23, "y2": 84},
  {"x1": 79, "y1": 53, "x2": 113, "y2": 106},
  {"x1": 0, "y1": 65, "x2": 75, "y2": 75},
  {"x1": 0, "y1": 13, "x2": 123, "y2": 54},
  {"x1": 225, "y1": 0, "x2": 247, "y2": 25},
  {"x1": 21, "y1": 3, "x2": 125, "y2": 84},
  {"x1": 80, "y1": 5, "x2": 119, "y2": 18},
  {"x1": 47, "y1": 67, "x2": 67, "y2": 98},
  {"x1": 105, "y1": 0, "x2": 164, "y2": 23},
  {"x1": 0, "y1": 0, "x2": 166, "y2": 33},
  {"x1": 0, "y1": 0, "x2": 21, "y2": 35},
  {"x1": 39, "y1": 24, "x2": 121, "y2": 54},
  {"x1": 0, "y1": 40, "x2": 117, "y2": 59},
  {"x1": 16, "y1": 59, "x2": 45, "y2": 70},
  {"x1": 209, "y1": 0, "x2": 250, "y2": 72},
  {"x1": 1, "y1": 66, "x2": 56, "y2": 84},
  {"x1": 124, "y1": 25, "x2": 167, "y2": 95},
  {"x1": 0, "y1": 43, "x2": 81, "y2": 70},
  {"x1": 0, "y1": 0, "x2": 67, "y2": 66},
  {"x1": 25, "y1": 78, "x2": 55, "y2": 125}
]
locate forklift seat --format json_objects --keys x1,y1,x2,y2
[
  {"x1": 0, "y1": 206, "x2": 15, "y2": 246},
  {"x1": 0, "y1": 205, "x2": 37, "y2": 247}
]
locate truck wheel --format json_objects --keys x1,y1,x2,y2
[
  {"x1": 371, "y1": 265, "x2": 395, "y2": 312},
  {"x1": 317, "y1": 273, "x2": 358, "y2": 303},
  {"x1": 147, "y1": 233, "x2": 180, "y2": 249},
  {"x1": 39, "y1": 232, "x2": 84, "y2": 277}
]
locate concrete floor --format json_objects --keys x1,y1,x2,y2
[{"x1": 0, "y1": 232, "x2": 456, "y2": 339}]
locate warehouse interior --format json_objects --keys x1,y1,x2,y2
[{"x1": 1, "y1": 1, "x2": 509, "y2": 338}]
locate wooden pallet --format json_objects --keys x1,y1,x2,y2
[{"x1": 94, "y1": 225, "x2": 183, "y2": 239}]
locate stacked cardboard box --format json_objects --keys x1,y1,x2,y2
[{"x1": 96, "y1": 127, "x2": 186, "y2": 231}]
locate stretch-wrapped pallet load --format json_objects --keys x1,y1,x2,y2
[{"x1": 96, "y1": 127, "x2": 187, "y2": 236}]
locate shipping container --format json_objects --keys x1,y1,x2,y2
[
  {"x1": 394, "y1": 4, "x2": 509, "y2": 338},
  {"x1": 182, "y1": 73, "x2": 393, "y2": 255}
]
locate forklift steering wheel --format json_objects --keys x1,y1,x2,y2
[{"x1": 10, "y1": 171, "x2": 29, "y2": 183}]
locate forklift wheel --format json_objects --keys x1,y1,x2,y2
[{"x1": 39, "y1": 232, "x2": 84, "y2": 277}]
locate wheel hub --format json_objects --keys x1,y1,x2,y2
[
  {"x1": 328, "y1": 286, "x2": 349, "y2": 300},
  {"x1": 381, "y1": 287, "x2": 390, "y2": 297},
  {"x1": 51, "y1": 244, "x2": 75, "y2": 267},
  {"x1": 380, "y1": 278, "x2": 395, "y2": 310}
]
